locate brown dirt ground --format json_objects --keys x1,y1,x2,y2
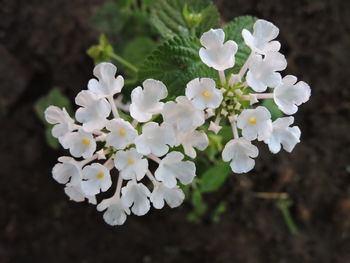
[{"x1": 0, "y1": 0, "x2": 349, "y2": 262}]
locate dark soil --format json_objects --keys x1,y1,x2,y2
[{"x1": 0, "y1": 0, "x2": 349, "y2": 262}]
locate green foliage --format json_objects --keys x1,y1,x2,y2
[
  {"x1": 138, "y1": 36, "x2": 217, "y2": 97},
  {"x1": 91, "y1": 0, "x2": 133, "y2": 34},
  {"x1": 122, "y1": 37, "x2": 156, "y2": 67},
  {"x1": 87, "y1": 34, "x2": 114, "y2": 64},
  {"x1": 276, "y1": 199, "x2": 299, "y2": 235},
  {"x1": 34, "y1": 88, "x2": 72, "y2": 149},
  {"x1": 211, "y1": 201, "x2": 226, "y2": 223},
  {"x1": 187, "y1": 189, "x2": 208, "y2": 223},
  {"x1": 224, "y1": 16, "x2": 258, "y2": 74},
  {"x1": 262, "y1": 98, "x2": 283, "y2": 121},
  {"x1": 199, "y1": 162, "x2": 231, "y2": 193},
  {"x1": 149, "y1": 0, "x2": 220, "y2": 38}
]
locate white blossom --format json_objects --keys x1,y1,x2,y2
[
  {"x1": 60, "y1": 129, "x2": 96, "y2": 159},
  {"x1": 44, "y1": 106, "x2": 74, "y2": 139},
  {"x1": 134, "y1": 122, "x2": 176, "y2": 157},
  {"x1": 237, "y1": 106, "x2": 272, "y2": 141},
  {"x1": 52, "y1": 156, "x2": 81, "y2": 186},
  {"x1": 130, "y1": 79, "x2": 168, "y2": 122},
  {"x1": 114, "y1": 148, "x2": 148, "y2": 181},
  {"x1": 97, "y1": 197, "x2": 130, "y2": 226},
  {"x1": 121, "y1": 181, "x2": 151, "y2": 216},
  {"x1": 208, "y1": 121, "x2": 222, "y2": 134},
  {"x1": 176, "y1": 129, "x2": 209, "y2": 158},
  {"x1": 150, "y1": 184, "x2": 185, "y2": 209},
  {"x1": 75, "y1": 90, "x2": 111, "y2": 132},
  {"x1": 105, "y1": 119, "x2": 137, "y2": 150},
  {"x1": 155, "y1": 151, "x2": 196, "y2": 188},
  {"x1": 185, "y1": 78, "x2": 223, "y2": 110},
  {"x1": 81, "y1": 163, "x2": 112, "y2": 196},
  {"x1": 222, "y1": 138, "x2": 259, "y2": 173},
  {"x1": 274, "y1": 75, "x2": 311, "y2": 115},
  {"x1": 264, "y1": 116, "x2": 301, "y2": 153},
  {"x1": 162, "y1": 96, "x2": 205, "y2": 132},
  {"x1": 246, "y1": 52, "x2": 287, "y2": 92},
  {"x1": 199, "y1": 28, "x2": 238, "y2": 71},
  {"x1": 88, "y1": 62, "x2": 124, "y2": 97},
  {"x1": 64, "y1": 183, "x2": 97, "y2": 205},
  {"x1": 242, "y1": 19, "x2": 281, "y2": 54}
]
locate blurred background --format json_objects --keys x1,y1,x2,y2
[{"x1": 0, "y1": 0, "x2": 349, "y2": 262}]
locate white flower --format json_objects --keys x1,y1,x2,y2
[
  {"x1": 44, "y1": 106, "x2": 74, "y2": 139},
  {"x1": 155, "y1": 151, "x2": 196, "y2": 188},
  {"x1": 242, "y1": 19, "x2": 281, "y2": 54},
  {"x1": 75, "y1": 90, "x2": 111, "y2": 132},
  {"x1": 246, "y1": 52, "x2": 287, "y2": 92},
  {"x1": 208, "y1": 121, "x2": 222, "y2": 134},
  {"x1": 130, "y1": 79, "x2": 168, "y2": 122},
  {"x1": 81, "y1": 163, "x2": 112, "y2": 196},
  {"x1": 264, "y1": 117, "x2": 301, "y2": 153},
  {"x1": 52, "y1": 156, "x2": 81, "y2": 186},
  {"x1": 274, "y1": 75, "x2": 311, "y2": 115},
  {"x1": 176, "y1": 130, "x2": 209, "y2": 158},
  {"x1": 150, "y1": 184, "x2": 185, "y2": 209},
  {"x1": 237, "y1": 106, "x2": 272, "y2": 141},
  {"x1": 105, "y1": 119, "x2": 137, "y2": 150},
  {"x1": 114, "y1": 148, "x2": 148, "y2": 181},
  {"x1": 97, "y1": 197, "x2": 130, "y2": 226},
  {"x1": 88, "y1": 62, "x2": 124, "y2": 97},
  {"x1": 222, "y1": 138, "x2": 259, "y2": 173},
  {"x1": 199, "y1": 28, "x2": 238, "y2": 71},
  {"x1": 121, "y1": 181, "x2": 151, "y2": 216},
  {"x1": 64, "y1": 183, "x2": 97, "y2": 205},
  {"x1": 134, "y1": 122, "x2": 176, "y2": 157},
  {"x1": 60, "y1": 129, "x2": 96, "y2": 159},
  {"x1": 185, "y1": 78, "x2": 223, "y2": 110},
  {"x1": 162, "y1": 96, "x2": 205, "y2": 132}
]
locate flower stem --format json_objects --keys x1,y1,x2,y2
[
  {"x1": 110, "y1": 53, "x2": 138, "y2": 73},
  {"x1": 107, "y1": 96, "x2": 120, "y2": 118},
  {"x1": 147, "y1": 154, "x2": 161, "y2": 164},
  {"x1": 229, "y1": 116, "x2": 239, "y2": 139},
  {"x1": 146, "y1": 170, "x2": 158, "y2": 186},
  {"x1": 218, "y1": 70, "x2": 226, "y2": 85},
  {"x1": 114, "y1": 174, "x2": 123, "y2": 200}
]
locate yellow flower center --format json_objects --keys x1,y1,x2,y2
[
  {"x1": 81, "y1": 138, "x2": 90, "y2": 146},
  {"x1": 127, "y1": 158, "x2": 135, "y2": 165},
  {"x1": 118, "y1": 128, "x2": 126, "y2": 136},
  {"x1": 96, "y1": 171, "x2": 104, "y2": 179},
  {"x1": 201, "y1": 90, "x2": 212, "y2": 98},
  {"x1": 248, "y1": 116, "x2": 257, "y2": 124}
]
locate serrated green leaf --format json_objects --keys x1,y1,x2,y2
[
  {"x1": 224, "y1": 16, "x2": 258, "y2": 74},
  {"x1": 199, "y1": 162, "x2": 231, "y2": 193},
  {"x1": 138, "y1": 36, "x2": 217, "y2": 97},
  {"x1": 150, "y1": 0, "x2": 220, "y2": 38}
]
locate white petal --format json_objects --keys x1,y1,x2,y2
[{"x1": 150, "y1": 184, "x2": 185, "y2": 209}]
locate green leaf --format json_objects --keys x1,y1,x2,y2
[
  {"x1": 189, "y1": 190, "x2": 207, "y2": 219},
  {"x1": 91, "y1": 0, "x2": 132, "y2": 34},
  {"x1": 211, "y1": 201, "x2": 226, "y2": 223},
  {"x1": 34, "y1": 88, "x2": 73, "y2": 149},
  {"x1": 138, "y1": 36, "x2": 216, "y2": 97},
  {"x1": 199, "y1": 162, "x2": 231, "y2": 193},
  {"x1": 262, "y1": 98, "x2": 283, "y2": 121},
  {"x1": 34, "y1": 88, "x2": 72, "y2": 123},
  {"x1": 122, "y1": 37, "x2": 156, "y2": 67},
  {"x1": 87, "y1": 34, "x2": 114, "y2": 64},
  {"x1": 224, "y1": 16, "x2": 258, "y2": 73},
  {"x1": 149, "y1": 0, "x2": 220, "y2": 39}
]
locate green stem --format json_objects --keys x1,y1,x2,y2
[
  {"x1": 277, "y1": 199, "x2": 299, "y2": 235},
  {"x1": 110, "y1": 53, "x2": 138, "y2": 73}
]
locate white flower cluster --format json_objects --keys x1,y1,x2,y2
[
  {"x1": 45, "y1": 19, "x2": 310, "y2": 226},
  {"x1": 45, "y1": 62, "x2": 206, "y2": 226},
  {"x1": 198, "y1": 19, "x2": 310, "y2": 173}
]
